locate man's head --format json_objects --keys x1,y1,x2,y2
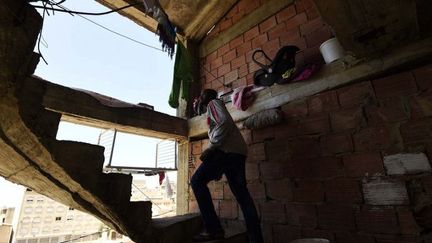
[{"x1": 199, "y1": 89, "x2": 218, "y2": 107}]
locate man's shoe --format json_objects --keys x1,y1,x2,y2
[{"x1": 192, "y1": 231, "x2": 225, "y2": 242}]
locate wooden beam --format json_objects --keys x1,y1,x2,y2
[
  {"x1": 95, "y1": 0, "x2": 158, "y2": 34},
  {"x1": 200, "y1": 0, "x2": 293, "y2": 57},
  {"x1": 189, "y1": 38, "x2": 432, "y2": 137},
  {"x1": 38, "y1": 78, "x2": 188, "y2": 140}
]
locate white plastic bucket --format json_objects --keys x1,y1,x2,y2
[
  {"x1": 291, "y1": 239, "x2": 330, "y2": 243},
  {"x1": 319, "y1": 37, "x2": 345, "y2": 64}
]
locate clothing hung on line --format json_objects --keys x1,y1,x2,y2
[
  {"x1": 168, "y1": 41, "x2": 193, "y2": 108},
  {"x1": 142, "y1": 0, "x2": 176, "y2": 58}
]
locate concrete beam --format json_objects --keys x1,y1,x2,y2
[
  {"x1": 189, "y1": 38, "x2": 432, "y2": 138},
  {"x1": 37, "y1": 77, "x2": 188, "y2": 140}
]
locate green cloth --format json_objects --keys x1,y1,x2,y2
[{"x1": 168, "y1": 42, "x2": 193, "y2": 108}]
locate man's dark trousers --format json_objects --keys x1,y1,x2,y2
[{"x1": 191, "y1": 151, "x2": 264, "y2": 243}]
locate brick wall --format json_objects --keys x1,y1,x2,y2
[
  {"x1": 190, "y1": 0, "x2": 432, "y2": 242},
  {"x1": 200, "y1": 0, "x2": 331, "y2": 92},
  {"x1": 189, "y1": 64, "x2": 432, "y2": 242}
]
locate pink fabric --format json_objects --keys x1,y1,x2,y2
[
  {"x1": 232, "y1": 85, "x2": 255, "y2": 111},
  {"x1": 292, "y1": 63, "x2": 320, "y2": 82}
]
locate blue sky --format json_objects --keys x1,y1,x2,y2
[{"x1": 0, "y1": 0, "x2": 177, "y2": 208}]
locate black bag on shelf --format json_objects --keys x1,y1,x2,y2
[{"x1": 252, "y1": 45, "x2": 300, "y2": 87}]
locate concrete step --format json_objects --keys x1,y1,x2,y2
[
  {"x1": 142, "y1": 214, "x2": 203, "y2": 242},
  {"x1": 50, "y1": 140, "x2": 105, "y2": 175},
  {"x1": 186, "y1": 229, "x2": 249, "y2": 243}
]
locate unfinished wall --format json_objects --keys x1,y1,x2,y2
[
  {"x1": 200, "y1": 0, "x2": 330, "y2": 91},
  {"x1": 189, "y1": 0, "x2": 432, "y2": 242}
]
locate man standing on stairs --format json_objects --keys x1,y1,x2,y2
[{"x1": 191, "y1": 89, "x2": 264, "y2": 243}]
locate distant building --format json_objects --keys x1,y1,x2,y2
[
  {"x1": 14, "y1": 189, "x2": 105, "y2": 243},
  {"x1": 0, "y1": 207, "x2": 14, "y2": 243},
  {"x1": 131, "y1": 177, "x2": 176, "y2": 217}
]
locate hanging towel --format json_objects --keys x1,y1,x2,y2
[
  {"x1": 168, "y1": 42, "x2": 193, "y2": 108},
  {"x1": 158, "y1": 171, "x2": 165, "y2": 185},
  {"x1": 232, "y1": 85, "x2": 256, "y2": 111}
]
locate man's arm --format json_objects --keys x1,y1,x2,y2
[{"x1": 207, "y1": 100, "x2": 231, "y2": 149}]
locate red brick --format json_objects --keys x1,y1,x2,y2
[
  {"x1": 300, "y1": 17, "x2": 325, "y2": 35},
  {"x1": 261, "y1": 162, "x2": 292, "y2": 180},
  {"x1": 231, "y1": 55, "x2": 246, "y2": 70},
  {"x1": 237, "y1": 0, "x2": 260, "y2": 15},
  {"x1": 248, "y1": 61, "x2": 261, "y2": 73},
  {"x1": 310, "y1": 157, "x2": 344, "y2": 178},
  {"x1": 189, "y1": 200, "x2": 199, "y2": 213},
  {"x1": 303, "y1": 45, "x2": 323, "y2": 63},
  {"x1": 217, "y1": 63, "x2": 231, "y2": 77},
  {"x1": 240, "y1": 129, "x2": 252, "y2": 145},
  {"x1": 335, "y1": 232, "x2": 375, "y2": 243},
  {"x1": 279, "y1": 27, "x2": 302, "y2": 45},
  {"x1": 208, "y1": 181, "x2": 224, "y2": 199},
  {"x1": 297, "y1": 114, "x2": 330, "y2": 135},
  {"x1": 206, "y1": 50, "x2": 218, "y2": 63},
  {"x1": 366, "y1": 97, "x2": 410, "y2": 124},
  {"x1": 262, "y1": 38, "x2": 281, "y2": 58},
  {"x1": 191, "y1": 141, "x2": 202, "y2": 155},
  {"x1": 400, "y1": 118, "x2": 432, "y2": 146},
  {"x1": 224, "y1": 69, "x2": 238, "y2": 84},
  {"x1": 268, "y1": 22, "x2": 288, "y2": 40},
  {"x1": 353, "y1": 126, "x2": 394, "y2": 152},
  {"x1": 238, "y1": 63, "x2": 249, "y2": 78},
  {"x1": 308, "y1": 90, "x2": 339, "y2": 114},
  {"x1": 375, "y1": 235, "x2": 421, "y2": 243},
  {"x1": 272, "y1": 120, "x2": 299, "y2": 140},
  {"x1": 285, "y1": 12, "x2": 308, "y2": 30},
  {"x1": 318, "y1": 204, "x2": 356, "y2": 230},
  {"x1": 410, "y1": 91, "x2": 432, "y2": 119},
  {"x1": 293, "y1": 180, "x2": 324, "y2": 202},
  {"x1": 217, "y1": 43, "x2": 230, "y2": 57},
  {"x1": 247, "y1": 142, "x2": 266, "y2": 162},
  {"x1": 223, "y1": 49, "x2": 237, "y2": 64},
  {"x1": 295, "y1": 0, "x2": 315, "y2": 13},
  {"x1": 397, "y1": 208, "x2": 421, "y2": 235},
  {"x1": 259, "y1": 16, "x2": 277, "y2": 33},
  {"x1": 244, "y1": 26, "x2": 260, "y2": 42},
  {"x1": 413, "y1": 63, "x2": 432, "y2": 91},
  {"x1": 252, "y1": 126, "x2": 275, "y2": 143},
  {"x1": 321, "y1": 133, "x2": 353, "y2": 155},
  {"x1": 301, "y1": 229, "x2": 335, "y2": 241},
  {"x1": 225, "y1": 4, "x2": 239, "y2": 18},
  {"x1": 273, "y1": 225, "x2": 301, "y2": 243},
  {"x1": 252, "y1": 33, "x2": 269, "y2": 49},
  {"x1": 288, "y1": 137, "x2": 322, "y2": 159},
  {"x1": 285, "y1": 203, "x2": 317, "y2": 227},
  {"x1": 247, "y1": 182, "x2": 266, "y2": 200},
  {"x1": 210, "y1": 56, "x2": 223, "y2": 70},
  {"x1": 305, "y1": 27, "x2": 332, "y2": 47},
  {"x1": 219, "y1": 200, "x2": 238, "y2": 219},
  {"x1": 337, "y1": 81, "x2": 376, "y2": 108},
  {"x1": 282, "y1": 99, "x2": 308, "y2": 118},
  {"x1": 306, "y1": 5, "x2": 320, "y2": 19},
  {"x1": 343, "y1": 152, "x2": 384, "y2": 177},
  {"x1": 372, "y1": 72, "x2": 418, "y2": 98},
  {"x1": 291, "y1": 157, "x2": 313, "y2": 178},
  {"x1": 229, "y1": 35, "x2": 244, "y2": 50},
  {"x1": 223, "y1": 183, "x2": 234, "y2": 200},
  {"x1": 219, "y1": 19, "x2": 233, "y2": 31},
  {"x1": 276, "y1": 5, "x2": 296, "y2": 23},
  {"x1": 237, "y1": 41, "x2": 252, "y2": 56},
  {"x1": 260, "y1": 202, "x2": 286, "y2": 223},
  {"x1": 324, "y1": 179, "x2": 362, "y2": 203},
  {"x1": 356, "y1": 207, "x2": 399, "y2": 234},
  {"x1": 246, "y1": 162, "x2": 260, "y2": 181},
  {"x1": 265, "y1": 178, "x2": 293, "y2": 201},
  {"x1": 330, "y1": 107, "x2": 366, "y2": 132}
]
